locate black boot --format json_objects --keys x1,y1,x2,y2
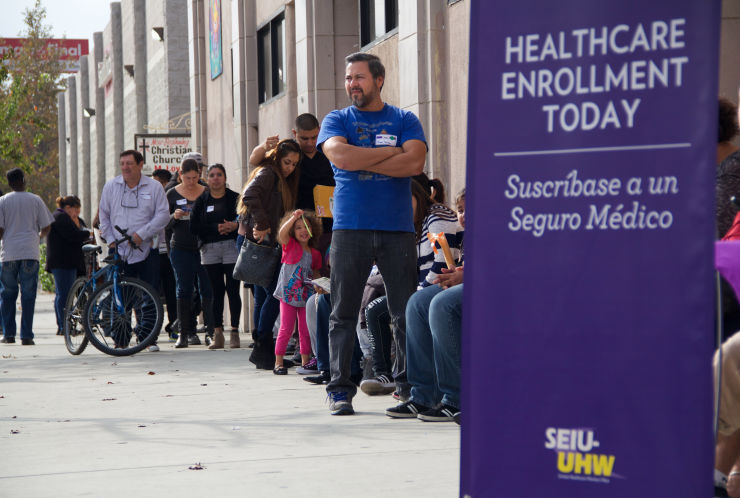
[
  {"x1": 175, "y1": 298, "x2": 191, "y2": 349},
  {"x1": 201, "y1": 297, "x2": 215, "y2": 347}
]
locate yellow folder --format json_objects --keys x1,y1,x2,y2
[{"x1": 313, "y1": 185, "x2": 335, "y2": 218}]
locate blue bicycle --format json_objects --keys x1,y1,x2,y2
[{"x1": 63, "y1": 226, "x2": 163, "y2": 356}]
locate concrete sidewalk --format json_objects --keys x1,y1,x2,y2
[{"x1": 0, "y1": 292, "x2": 460, "y2": 498}]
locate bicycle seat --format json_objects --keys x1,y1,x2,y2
[{"x1": 82, "y1": 244, "x2": 102, "y2": 254}]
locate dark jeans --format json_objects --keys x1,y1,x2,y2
[
  {"x1": 52, "y1": 268, "x2": 77, "y2": 333},
  {"x1": 252, "y1": 264, "x2": 280, "y2": 341},
  {"x1": 119, "y1": 249, "x2": 162, "y2": 343},
  {"x1": 327, "y1": 230, "x2": 417, "y2": 398},
  {"x1": 365, "y1": 296, "x2": 393, "y2": 377},
  {"x1": 120, "y1": 249, "x2": 160, "y2": 289},
  {"x1": 169, "y1": 248, "x2": 213, "y2": 300},
  {"x1": 159, "y1": 252, "x2": 177, "y2": 324},
  {"x1": 1, "y1": 260, "x2": 40, "y2": 340},
  {"x1": 205, "y1": 263, "x2": 241, "y2": 329}
]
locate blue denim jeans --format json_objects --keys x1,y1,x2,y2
[
  {"x1": 311, "y1": 293, "x2": 362, "y2": 375},
  {"x1": 314, "y1": 293, "x2": 332, "y2": 371},
  {"x1": 169, "y1": 248, "x2": 213, "y2": 300},
  {"x1": 407, "y1": 284, "x2": 463, "y2": 409},
  {"x1": 327, "y1": 230, "x2": 417, "y2": 399},
  {"x1": 252, "y1": 263, "x2": 280, "y2": 341},
  {"x1": 52, "y1": 268, "x2": 77, "y2": 333},
  {"x1": 1, "y1": 259, "x2": 40, "y2": 340}
]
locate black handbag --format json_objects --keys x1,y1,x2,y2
[{"x1": 232, "y1": 237, "x2": 281, "y2": 288}]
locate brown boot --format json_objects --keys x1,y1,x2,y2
[
  {"x1": 229, "y1": 329, "x2": 241, "y2": 349},
  {"x1": 208, "y1": 328, "x2": 225, "y2": 349}
]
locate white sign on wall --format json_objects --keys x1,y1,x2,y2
[{"x1": 135, "y1": 134, "x2": 192, "y2": 175}]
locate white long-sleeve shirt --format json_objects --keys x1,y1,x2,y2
[{"x1": 98, "y1": 175, "x2": 169, "y2": 264}]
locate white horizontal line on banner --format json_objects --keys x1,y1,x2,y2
[{"x1": 493, "y1": 143, "x2": 692, "y2": 157}]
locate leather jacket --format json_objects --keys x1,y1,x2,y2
[{"x1": 240, "y1": 167, "x2": 283, "y2": 243}]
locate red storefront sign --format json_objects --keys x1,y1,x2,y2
[{"x1": 0, "y1": 38, "x2": 89, "y2": 73}]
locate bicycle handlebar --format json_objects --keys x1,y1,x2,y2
[{"x1": 113, "y1": 225, "x2": 142, "y2": 252}]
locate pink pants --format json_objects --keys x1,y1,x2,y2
[{"x1": 275, "y1": 301, "x2": 311, "y2": 356}]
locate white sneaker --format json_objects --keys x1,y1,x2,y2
[{"x1": 148, "y1": 344, "x2": 160, "y2": 352}]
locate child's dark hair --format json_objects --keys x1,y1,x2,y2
[
  {"x1": 280, "y1": 210, "x2": 323, "y2": 249},
  {"x1": 720, "y1": 97, "x2": 739, "y2": 143},
  {"x1": 411, "y1": 179, "x2": 435, "y2": 242},
  {"x1": 152, "y1": 169, "x2": 173, "y2": 183},
  {"x1": 429, "y1": 178, "x2": 446, "y2": 205}
]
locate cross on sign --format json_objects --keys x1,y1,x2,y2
[{"x1": 138, "y1": 138, "x2": 150, "y2": 161}]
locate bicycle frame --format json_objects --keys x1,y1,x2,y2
[{"x1": 80, "y1": 227, "x2": 142, "y2": 317}]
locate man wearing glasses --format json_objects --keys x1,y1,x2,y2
[{"x1": 98, "y1": 150, "x2": 170, "y2": 348}]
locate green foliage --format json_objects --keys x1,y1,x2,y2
[
  {"x1": 0, "y1": 0, "x2": 63, "y2": 209},
  {"x1": 38, "y1": 243, "x2": 55, "y2": 293}
]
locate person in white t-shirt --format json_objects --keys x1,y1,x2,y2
[{"x1": 0, "y1": 168, "x2": 54, "y2": 346}]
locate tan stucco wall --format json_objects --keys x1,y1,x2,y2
[
  {"x1": 447, "y1": 0, "x2": 469, "y2": 198},
  {"x1": 366, "y1": 33, "x2": 400, "y2": 108},
  {"x1": 203, "y1": 0, "x2": 242, "y2": 184}
]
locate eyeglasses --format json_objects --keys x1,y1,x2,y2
[{"x1": 121, "y1": 184, "x2": 139, "y2": 208}]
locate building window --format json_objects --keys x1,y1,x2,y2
[
  {"x1": 360, "y1": 0, "x2": 398, "y2": 48},
  {"x1": 257, "y1": 12, "x2": 286, "y2": 104}
]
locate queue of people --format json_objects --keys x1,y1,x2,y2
[{"x1": 1, "y1": 51, "x2": 466, "y2": 429}]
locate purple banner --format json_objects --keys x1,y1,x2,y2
[{"x1": 461, "y1": 1, "x2": 720, "y2": 496}]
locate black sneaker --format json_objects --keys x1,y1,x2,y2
[
  {"x1": 188, "y1": 334, "x2": 201, "y2": 346},
  {"x1": 418, "y1": 403, "x2": 460, "y2": 422},
  {"x1": 303, "y1": 371, "x2": 330, "y2": 385},
  {"x1": 360, "y1": 374, "x2": 395, "y2": 395},
  {"x1": 21, "y1": 338, "x2": 35, "y2": 345},
  {"x1": 328, "y1": 391, "x2": 354, "y2": 415},
  {"x1": 385, "y1": 400, "x2": 430, "y2": 419},
  {"x1": 0, "y1": 337, "x2": 15, "y2": 344}
]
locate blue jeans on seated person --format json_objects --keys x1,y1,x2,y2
[
  {"x1": 1, "y1": 259, "x2": 40, "y2": 340},
  {"x1": 312, "y1": 293, "x2": 363, "y2": 375},
  {"x1": 406, "y1": 283, "x2": 463, "y2": 410},
  {"x1": 52, "y1": 268, "x2": 77, "y2": 333}
]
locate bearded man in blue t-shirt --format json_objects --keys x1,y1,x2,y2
[{"x1": 317, "y1": 52, "x2": 427, "y2": 416}]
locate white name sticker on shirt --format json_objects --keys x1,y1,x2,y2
[
  {"x1": 207, "y1": 205, "x2": 215, "y2": 212},
  {"x1": 176, "y1": 199, "x2": 187, "y2": 205},
  {"x1": 375, "y1": 134, "x2": 397, "y2": 146},
  {"x1": 141, "y1": 194, "x2": 151, "y2": 200}
]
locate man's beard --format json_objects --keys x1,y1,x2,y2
[{"x1": 349, "y1": 89, "x2": 372, "y2": 108}]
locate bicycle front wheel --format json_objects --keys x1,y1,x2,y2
[
  {"x1": 64, "y1": 277, "x2": 90, "y2": 355},
  {"x1": 84, "y1": 278, "x2": 163, "y2": 356}
]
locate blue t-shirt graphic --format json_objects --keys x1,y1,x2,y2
[{"x1": 317, "y1": 104, "x2": 427, "y2": 232}]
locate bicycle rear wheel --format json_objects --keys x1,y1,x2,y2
[
  {"x1": 84, "y1": 278, "x2": 163, "y2": 356},
  {"x1": 64, "y1": 277, "x2": 90, "y2": 355}
]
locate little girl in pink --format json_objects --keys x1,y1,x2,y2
[{"x1": 273, "y1": 209, "x2": 322, "y2": 375}]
